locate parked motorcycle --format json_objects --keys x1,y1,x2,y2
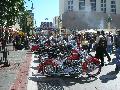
[{"x1": 38, "y1": 48, "x2": 101, "y2": 77}]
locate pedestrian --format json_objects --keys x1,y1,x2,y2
[
  {"x1": 114, "y1": 30, "x2": 120, "y2": 72},
  {"x1": 95, "y1": 31, "x2": 111, "y2": 66},
  {"x1": 2, "y1": 47, "x2": 9, "y2": 63},
  {"x1": 1, "y1": 37, "x2": 6, "y2": 50},
  {"x1": 76, "y1": 34, "x2": 81, "y2": 50},
  {"x1": 12, "y1": 38, "x2": 16, "y2": 51},
  {"x1": 106, "y1": 32, "x2": 113, "y2": 54}
]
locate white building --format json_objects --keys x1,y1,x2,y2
[{"x1": 59, "y1": 0, "x2": 120, "y2": 29}]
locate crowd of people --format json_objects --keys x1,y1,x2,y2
[
  {"x1": 32, "y1": 30, "x2": 120, "y2": 73},
  {"x1": 12, "y1": 33, "x2": 29, "y2": 50},
  {"x1": 1, "y1": 29, "x2": 120, "y2": 72},
  {"x1": 0, "y1": 32, "x2": 29, "y2": 51}
]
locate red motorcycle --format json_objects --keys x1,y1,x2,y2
[{"x1": 38, "y1": 49, "x2": 101, "y2": 77}]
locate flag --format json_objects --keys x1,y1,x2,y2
[
  {"x1": 45, "y1": 18, "x2": 48, "y2": 20},
  {"x1": 31, "y1": 3, "x2": 34, "y2": 10}
]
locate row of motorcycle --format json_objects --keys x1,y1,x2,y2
[{"x1": 31, "y1": 41, "x2": 101, "y2": 78}]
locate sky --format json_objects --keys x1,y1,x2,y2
[{"x1": 25, "y1": 0, "x2": 59, "y2": 27}]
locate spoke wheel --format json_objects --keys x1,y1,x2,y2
[
  {"x1": 86, "y1": 62, "x2": 101, "y2": 77},
  {"x1": 44, "y1": 65, "x2": 55, "y2": 76}
]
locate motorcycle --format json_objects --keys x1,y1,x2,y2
[{"x1": 37, "y1": 48, "x2": 101, "y2": 77}]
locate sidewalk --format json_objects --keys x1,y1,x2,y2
[
  {"x1": 2, "y1": 45, "x2": 120, "y2": 90},
  {"x1": 10, "y1": 51, "x2": 32, "y2": 90},
  {"x1": 0, "y1": 43, "x2": 28, "y2": 90}
]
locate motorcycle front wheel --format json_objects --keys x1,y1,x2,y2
[
  {"x1": 86, "y1": 61, "x2": 101, "y2": 77},
  {"x1": 44, "y1": 65, "x2": 55, "y2": 76}
]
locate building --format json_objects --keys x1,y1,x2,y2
[
  {"x1": 40, "y1": 22, "x2": 53, "y2": 30},
  {"x1": 53, "y1": 16, "x2": 59, "y2": 28},
  {"x1": 59, "y1": 0, "x2": 120, "y2": 29},
  {"x1": 27, "y1": 10, "x2": 34, "y2": 28}
]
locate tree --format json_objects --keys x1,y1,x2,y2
[
  {"x1": 107, "y1": 16, "x2": 112, "y2": 23},
  {"x1": 0, "y1": 0, "x2": 25, "y2": 27}
]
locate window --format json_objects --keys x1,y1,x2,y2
[
  {"x1": 111, "y1": 9, "x2": 115, "y2": 12},
  {"x1": 111, "y1": 1, "x2": 115, "y2": 4},
  {"x1": 101, "y1": 0, "x2": 106, "y2": 3},
  {"x1": 101, "y1": 0, "x2": 106, "y2": 13},
  {"x1": 101, "y1": 4, "x2": 103, "y2": 7},
  {"x1": 104, "y1": 8, "x2": 106, "y2": 13},
  {"x1": 68, "y1": 0, "x2": 73, "y2": 11},
  {"x1": 71, "y1": 6, "x2": 73, "y2": 11},
  {"x1": 90, "y1": 0, "x2": 96, "y2": 2},
  {"x1": 111, "y1": 1, "x2": 116, "y2": 13},
  {"x1": 91, "y1": 3, "x2": 96, "y2": 11},
  {"x1": 68, "y1": 6, "x2": 70, "y2": 10},
  {"x1": 79, "y1": 0, "x2": 85, "y2": 1},
  {"x1": 104, "y1": 4, "x2": 106, "y2": 7},
  {"x1": 101, "y1": 8, "x2": 103, "y2": 11},
  {"x1": 104, "y1": 0, "x2": 106, "y2": 3},
  {"x1": 111, "y1": 9, "x2": 116, "y2": 14},
  {"x1": 68, "y1": 1, "x2": 70, "y2": 5},
  {"x1": 111, "y1": 1, "x2": 116, "y2": 14},
  {"x1": 101, "y1": 8, "x2": 106, "y2": 12},
  {"x1": 79, "y1": 0, "x2": 85, "y2": 10},
  {"x1": 68, "y1": 0, "x2": 73, "y2": 5},
  {"x1": 101, "y1": 0, "x2": 103, "y2": 3},
  {"x1": 111, "y1": 5, "x2": 116, "y2": 8},
  {"x1": 71, "y1": 1, "x2": 73, "y2": 5},
  {"x1": 90, "y1": 0, "x2": 96, "y2": 11}
]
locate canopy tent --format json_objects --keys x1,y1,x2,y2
[
  {"x1": 77, "y1": 30, "x2": 85, "y2": 34},
  {"x1": 85, "y1": 29, "x2": 97, "y2": 33}
]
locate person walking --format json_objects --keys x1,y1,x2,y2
[
  {"x1": 106, "y1": 32, "x2": 113, "y2": 55},
  {"x1": 95, "y1": 31, "x2": 111, "y2": 66},
  {"x1": 1, "y1": 37, "x2": 6, "y2": 50},
  {"x1": 114, "y1": 30, "x2": 120, "y2": 72}
]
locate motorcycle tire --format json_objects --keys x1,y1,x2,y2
[
  {"x1": 85, "y1": 60, "x2": 101, "y2": 77},
  {"x1": 44, "y1": 65, "x2": 56, "y2": 76}
]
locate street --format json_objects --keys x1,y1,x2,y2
[
  {"x1": 0, "y1": 44, "x2": 119, "y2": 90},
  {"x1": 26, "y1": 52, "x2": 120, "y2": 90},
  {"x1": 1, "y1": 0, "x2": 120, "y2": 90}
]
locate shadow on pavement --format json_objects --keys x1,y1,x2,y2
[
  {"x1": 28, "y1": 74, "x2": 98, "y2": 89},
  {"x1": 99, "y1": 70, "x2": 118, "y2": 83},
  {"x1": 37, "y1": 79, "x2": 64, "y2": 90},
  {"x1": 28, "y1": 76, "x2": 64, "y2": 90},
  {"x1": 58, "y1": 75, "x2": 98, "y2": 85},
  {"x1": 105, "y1": 58, "x2": 116, "y2": 66},
  {"x1": 33, "y1": 59, "x2": 40, "y2": 63},
  {"x1": 30, "y1": 66, "x2": 38, "y2": 70}
]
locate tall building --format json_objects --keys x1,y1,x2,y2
[{"x1": 59, "y1": 0, "x2": 120, "y2": 29}]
